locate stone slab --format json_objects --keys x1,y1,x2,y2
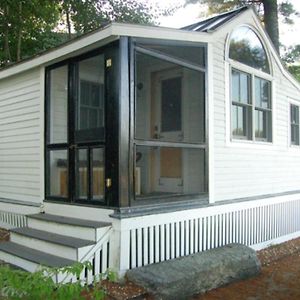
[{"x1": 126, "y1": 244, "x2": 261, "y2": 300}]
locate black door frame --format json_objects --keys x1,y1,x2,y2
[{"x1": 45, "y1": 41, "x2": 120, "y2": 207}]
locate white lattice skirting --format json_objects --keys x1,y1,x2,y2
[
  {"x1": 112, "y1": 193, "x2": 300, "y2": 272},
  {"x1": 0, "y1": 211, "x2": 27, "y2": 229}
]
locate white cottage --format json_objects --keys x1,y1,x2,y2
[{"x1": 0, "y1": 6, "x2": 300, "y2": 281}]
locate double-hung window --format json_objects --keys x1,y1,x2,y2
[
  {"x1": 291, "y1": 104, "x2": 300, "y2": 145},
  {"x1": 231, "y1": 70, "x2": 251, "y2": 139},
  {"x1": 229, "y1": 26, "x2": 272, "y2": 143}
]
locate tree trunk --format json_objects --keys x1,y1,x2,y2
[
  {"x1": 3, "y1": 4, "x2": 12, "y2": 64},
  {"x1": 263, "y1": 0, "x2": 279, "y2": 53},
  {"x1": 66, "y1": 9, "x2": 72, "y2": 39},
  {"x1": 16, "y1": 2, "x2": 22, "y2": 62}
]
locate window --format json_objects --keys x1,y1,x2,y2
[
  {"x1": 231, "y1": 70, "x2": 251, "y2": 139},
  {"x1": 229, "y1": 26, "x2": 272, "y2": 143},
  {"x1": 76, "y1": 54, "x2": 105, "y2": 142},
  {"x1": 79, "y1": 80, "x2": 104, "y2": 130},
  {"x1": 46, "y1": 50, "x2": 108, "y2": 203},
  {"x1": 134, "y1": 39, "x2": 207, "y2": 200},
  {"x1": 291, "y1": 104, "x2": 300, "y2": 145},
  {"x1": 229, "y1": 26, "x2": 269, "y2": 73},
  {"x1": 255, "y1": 78, "x2": 272, "y2": 141},
  {"x1": 49, "y1": 65, "x2": 68, "y2": 144}
]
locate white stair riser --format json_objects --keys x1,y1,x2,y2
[
  {"x1": 44, "y1": 203, "x2": 113, "y2": 223},
  {"x1": 0, "y1": 251, "x2": 40, "y2": 273},
  {"x1": 28, "y1": 218, "x2": 96, "y2": 241},
  {"x1": 10, "y1": 233, "x2": 93, "y2": 261},
  {"x1": 0, "y1": 252, "x2": 68, "y2": 284}
]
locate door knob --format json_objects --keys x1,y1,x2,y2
[{"x1": 106, "y1": 178, "x2": 112, "y2": 188}]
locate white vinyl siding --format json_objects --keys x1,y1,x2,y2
[
  {"x1": 211, "y1": 19, "x2": 300, "y2": 202},
  {"x1": 0, "y1": 68, "x2": 42, "y2": 203}
]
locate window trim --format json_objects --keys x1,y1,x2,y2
[
  {"x1": 230, "y1": 67, "x2": 273, "y2": 143},
  {"x1": 225, "y1": 24, "x2": 273, "y2": 76},
  {"x1": 225, "y1": 24, "x2": 276, "y2": 148},
  {"x1": 228, "y1": 25, "x2": 271, "y2": 74},
  {"x1": 289, "y1": 102, "x2": 300, "y2": 147}
]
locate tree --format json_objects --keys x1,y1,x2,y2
[
  {"x1": 0, "y1": 0, "x2": 62, "y2": 66},
  {"x1": 59, "y1": 0, "x2": 171, "y2": 37},
  {"x1": 185, "y1": 0, "x2": 297, "y2": 54},
  {"x1": 0, "y1": 0, "x2": 173, "y2": 67}
]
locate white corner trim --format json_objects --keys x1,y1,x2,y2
[
  {"x1": 207, "y1": 43, "x2": 215, "y2": 203},
  {"x1": 225, "y1": 61, "x2": 231, "y2": 147},
  {"x1": 39, "y1": 67, "x2": 45, "y2": 203}
]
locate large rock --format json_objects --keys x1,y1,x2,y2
[{"x1": 126, "y1": 244, "x2": 261, "y2": 300}]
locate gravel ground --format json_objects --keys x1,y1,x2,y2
[
  {"x1": 101, "y1": 238, "x2": 300, "y2": 300},
  {"x1": 193, "y1": 237, "x2": 300, "y2": 300}
]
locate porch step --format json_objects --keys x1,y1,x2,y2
[
  {"x1": 10, "y1": 227, "x2": 95, "y2": 260},
  {"x1": 29, "y1": 213, "x2": 110, "y2": 228},
  {"x1": 11, "y1": 227, "x2": 94, "y2": 248},
  {"x1": 0, "y1": 211, "x2": 112, "y2": 283},
  {"x1": 28, "y1": 213, "x2": 112, "y2": 241},
  {"x1": 0, "y1": 242, "x2": 75, "y2": 270}
]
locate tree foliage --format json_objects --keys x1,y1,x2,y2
[
  {"x1": 185, "y1": 0, "x2": 283, "y2": 53},
  {"x1": 0, "y1": 0, "x2": 172, "y2": 67},
  {"x1": 0, "y1": 0, "x2": 62, "y2": 66},
  {"x1": 185, "y1": 0, "x2": 298, "y2": 53},
  {"x1": 59, "y1": 0, "x2": 167, "y2": 35},
  {"x1": 185, "y1": 0, "x2": 300, "y2": 81}
]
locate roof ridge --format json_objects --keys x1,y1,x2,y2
[{"x1": 181, "y1": 6, "x2": 249, "y2": 32}]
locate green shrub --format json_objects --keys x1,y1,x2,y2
[{"x1": 0, "y1": 262, "x2": 107, "y2": 300}]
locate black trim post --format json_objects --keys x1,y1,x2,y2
[{"x1": 105, "y1": 44, "x2": 120, "y2": 207}]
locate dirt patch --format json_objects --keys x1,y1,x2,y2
[
  {"x1": 102, "y1": 238, "x2": 300, "y2": 300},
  {"x1": 0, "y1": 228, "x2": 9, "y2": 242},
  {"x1": 193, "y1": 238, "x2": 300, "y2": 300},
  {"x1": 102, "y1": 280, "x2": 151, "y2": 300}
]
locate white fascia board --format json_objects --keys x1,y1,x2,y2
[
  {"x1": 0, "y1": 25, "x2": 116, "y2": 80},
  {"x1": 0, "y1": 23, "x2": 211, "y2": 81},
  {"x1": 111, "y1": 22, "x2": 212, "y2": 44}
]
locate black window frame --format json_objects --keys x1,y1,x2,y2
[
  {"x1": 44, "y1": 41, "x2": 120, "y2": 207},
  {"x1": 130, "y1": 37, "x2": 209, "y2": 205}
]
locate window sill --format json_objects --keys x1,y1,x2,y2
[
  {"x1": 289, "y1": 144, "x2": 300, "y2": 151},
  {"x1": 228, "y1": 138, "x2": 273, "y2": 149}
]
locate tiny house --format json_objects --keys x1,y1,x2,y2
[{"x1": 0, "y1": 6, "x2": 300, "y2": 281}]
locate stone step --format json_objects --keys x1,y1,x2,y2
[
  {"x1": 10, "y1": 227, "x2": 95, "y2": 261},
  {"x1": 28, "y1": 213, "x2": 111, "y2": 241}
]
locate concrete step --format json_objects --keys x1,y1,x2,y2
[
  {"x1": 10, "y1": 227, "x2": 95, "y2": 261},
  {"x1": 28, "y1": 213, "x2": 111, "y2": 241},
  {"x1": 0, "y1": 242, "x2": 75, "y2": 272}
]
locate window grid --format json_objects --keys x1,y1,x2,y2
[
  {"x1": 291, "y1": 104, "x2": 300, "y2": 146},
  {"x1": 231, "y1": 68, "x2": 272, "y2": 143}
]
